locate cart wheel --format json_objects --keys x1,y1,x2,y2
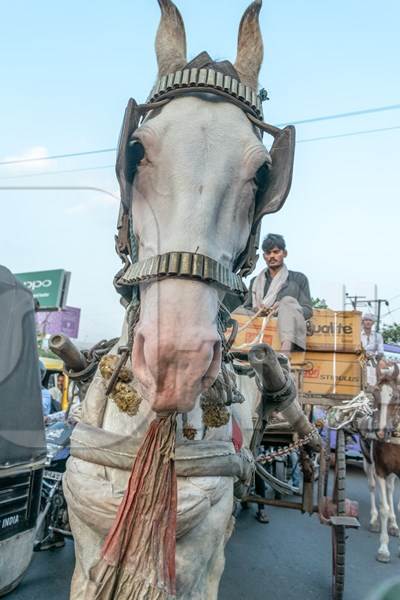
[{"x1": 332, "y1": 429, "x2": 346, "y2": 600}]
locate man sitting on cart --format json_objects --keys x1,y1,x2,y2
[
  {"x1": 243, "y1": 234, "x2": 312, "y2": 523},
  {"x1": 245, "y1": 233, "x2": 313, "y2": 356}
]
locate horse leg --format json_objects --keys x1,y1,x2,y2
[
  {"x1": 376, "y1": 475, "x2": 391, "y2": 562},
  {"x1": 387, "y1": 474, "x2": 399, "y2": 537},
  {"x1": 363, "y1": 457, "x2": 380, "y2": 532}
]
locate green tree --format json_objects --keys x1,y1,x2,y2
[
  {"x1": 382, "y1": 323, "x2": 400, "y2": 344},
  {"x1": 312, "y1": 297, "x2": 328, "y2": 309}
]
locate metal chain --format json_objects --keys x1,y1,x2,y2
[
  {"x1": 65, "y1": 338, "x2": 119, "y2": 382},
  {"x1": 66, "y1": 302, "x2": 140, "y2": 389},
  {"x1": 256, "y1": 427, "x2": 318, "y2": 465}
]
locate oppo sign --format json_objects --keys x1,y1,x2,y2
[
  {"x1": 14, "y1": 269, "x2": 71, "y2": 310},
  {"x1": 24, "y1": 279, "x2": 52, "y2": 291}
]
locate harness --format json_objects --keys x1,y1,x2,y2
[{"x1": 113, "y1": 52, "x2": 296, "y2": 304}]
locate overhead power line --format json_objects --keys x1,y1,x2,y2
[
  {"x1": 0, "y1": 102, "x2": 399, "y2": 167},
  {"x1": 0, "y1": 123, "x2": 398, "y2": 181},
  {"x1": 0, "y1": 148, "x2": 116, "y2": 166},
  {"x1": 297, "y1": 125, "x2": 400, "y2": 144},
  {"x1": 0, "y1": 164, "x2": 115, "y2": 180},
  {"x1": 0, "y1": 186, "x2": 119, "y2": 201},
  {"x1": 382, "y1": 305, "x2": 400, "y2": 319},
  {"x1": 276, "y1": 103, "x2": 400, "y2": 127}
]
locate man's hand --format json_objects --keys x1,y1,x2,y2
[
  {"x1": 271, "y1": 302, "x2": 280, "y2": 317},
  {"x1": 260, "y1": 302, "x2": 280, "y2": 317}
]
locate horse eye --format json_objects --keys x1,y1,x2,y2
[
  {"x1": 126, "y1": 140, "x2": 145, "y2": 181},
  {"x1": 255, "y1": 163, "x2": 270, "y2": 191}
]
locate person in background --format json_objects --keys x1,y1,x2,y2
[
  {"x1": 245, "y1": 234, "x2": 313, "y2": 356},
  {"x1": 49, "y1": 373, "x2": 65, "y2": 412},
  {"x1": 39, "y1": 361, "x2": 51, "y2": 417},
  {"x1": 361, "y1": 313, "x2": 384, "y2": 358},
  {"x1": 361, "y1": 313, "x2": 384, "y2": 387}
]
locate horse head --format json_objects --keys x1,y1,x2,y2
[
  {"x1": 113, "y1": 0, "x2": 295, "y2": 417},
  {"x1": 373, "y1": 361, "x2": 400, "y2": 440}
]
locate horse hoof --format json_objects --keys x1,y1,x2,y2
[
  {"x1": 369, "y1": 521, "x2": 381, "y2": 533},
  {"x1": 388, "y1": 526, "x2": 400, "y2": 537},
  {"x1": 376, "y1": 551, "x2": 391, "y2": 563}
]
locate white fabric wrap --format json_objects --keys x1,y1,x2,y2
[
  {"x1": 252, "y1": 265, "x2": 289, "y2": 310},
  {"x1": 63, "y1": 316, "x2": 257, "y2": 600}
]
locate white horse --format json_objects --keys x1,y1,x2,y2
[{"x1": 63, "y1": 1, "x2": 288, "y2": 598}]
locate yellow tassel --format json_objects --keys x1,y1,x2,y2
[
  {"x1": 99, "y1": 354, "x2": 133, "y2": 383},
  {"x1": 111, "y1": 382, "x2": 142, "y2": 416},
  {"x1": 201, "y1": 398, "x2": 230, "y2": 428}
]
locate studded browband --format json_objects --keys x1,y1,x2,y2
[{"x1": 147, "y1": 67, "x2": 264, "y2": 118}]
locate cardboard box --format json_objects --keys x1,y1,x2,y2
[
  {"x1": 307, "y1": 309, "x2": 362, "y2": 353},
  {"x1": 293, "y1": 351, "x2": 362, "y2": 396},
  {"x1": 230, "y1": 309, "x2": 362, "y2": 354}
]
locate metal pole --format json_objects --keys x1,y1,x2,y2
[
  {"x1": 342, "y1": 285, "x2": 347, "y2": 311},
  {"x1": 377, "y1": 301, "x2": 382, "y2": 332}
]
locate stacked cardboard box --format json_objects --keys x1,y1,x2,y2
[{"x1": 231, "y1": 309, "x2": 363, "y2": 396}]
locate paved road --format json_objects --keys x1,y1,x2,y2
[{"x1": 7, "y1": 466, "x2": 400, "y2": 600}]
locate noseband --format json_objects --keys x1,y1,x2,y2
[{"x1": 114, "y1": 56, "x2": 296, "y2": 304}]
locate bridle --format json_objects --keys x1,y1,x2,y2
[
  {"x1": 114, "y1": 54, "x2": 296, "y2": 305},
  {"x1": 372, "y1": 363, "x2": 400, "y2": 435}
]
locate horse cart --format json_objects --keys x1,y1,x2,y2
[{"x1": 230, "y1": 308, "x2": 364, "y2": 600}]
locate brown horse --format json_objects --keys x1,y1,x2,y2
[{"x1": 361, "y1": 361, "x2": 400, "y2": 563}]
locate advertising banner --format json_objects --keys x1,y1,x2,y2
[
  {"x1": 36, "y1": 306, "x2": 81, "y2": 339},
  {"x1": 15, "y1": 269, "x2": 70, "y2": 310}
]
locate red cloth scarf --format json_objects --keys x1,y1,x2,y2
[{"x1": 89, "y1": 415, "x2": 177, "y2": 600}]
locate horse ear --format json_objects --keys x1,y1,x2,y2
[
  {"x1": 156, "y1": 0, "x2": 187, "y2": 76},
  {"x1": 234, "y1": 0, "x2": 264, "y2": 90}
]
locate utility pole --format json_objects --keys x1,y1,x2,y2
[
  {"x1": 345, "y1": 294, "x2": 367, "y2": 310},
  {"x1": 344, "y1": 290, "x2": 389, "y2": 331}
]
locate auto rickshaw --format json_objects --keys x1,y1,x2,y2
[
  {"x1": 40, "y1": 356, "x2": 70, "y2": 412},
  {"x1": 0, "y1": 265, "x2": 47, "y2": 596}
]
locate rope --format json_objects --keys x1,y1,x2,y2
[
  {"x1": 326, "y1": 391, "x2": 375, "y2": 431},
  {"x1": 232, "y1": 307, "x2": 276, "y2": 351}
]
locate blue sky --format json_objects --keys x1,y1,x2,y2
[{"x1": 1, "y1": 0, "x2": 399, "y2": 340}]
